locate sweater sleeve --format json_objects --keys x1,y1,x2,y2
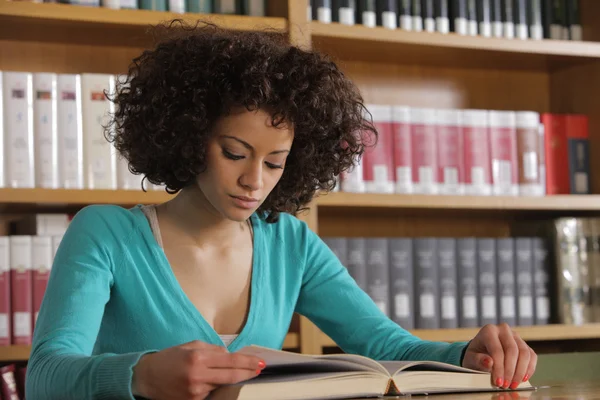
[
  {"x1": 25, "y1": 206, "x2": 154, "y2": 400},
  {"x1": 294, "y1": 226, "x2": 468, "y2": 366}
]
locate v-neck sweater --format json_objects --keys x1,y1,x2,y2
[{"x1": 26, "y1": 204, "x2": 468, "y2": 400}]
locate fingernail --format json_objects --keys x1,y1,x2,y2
[
  {"x1": 258, "y1": 360, "x2": 266, "y2": 369},
  {"x1": 256, "y1": 369, "x2": 261, "y2": 375},
  {"x1": 503, "y1": 380, "x2": 510, "y2": 389},
  {"x1": 523, "y1": 374, "x2": 529, "y2": 382},
  {"x1": 482, "y1": 358, "x2": 490, "y2": 367},
  {"x1": 496, "y1": 378, "x2": 504, "y2": 387},
  {"x1": 510, "y1": 382, "x2": 519, "y2": 390}
]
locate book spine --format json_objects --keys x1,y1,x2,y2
[
  {"x1": 436, "y1": 109, "x2": 464, "y2": 195},
  {"x1": 410, "y1": 108, "x2": 438, "y2": 194},
  {"x1": 422, "y1": 0, "x2": 435, "y2": 32},
  {"x1": 346, "y1": 238, "x2": 368, "y2": 291},
  {"x1": 467, "y1": 0, "x2": 478, "y2": 35},
  {"x1": 389, "y1": 238, "x2": 414, "y2": 329},
  {"x1": 399, "y1": 0, "x2": 413, "y2": 30},
  {"x1": 10, "y1": 236, "x2": 33, "y2": 345},
  {"x1": 363, "y1": 105, "x2": 395, "y2": 194},
  {"x1": 322, "y1": 237, "x2": 348, "y2": 266},
  {"x1": 376, "y1": 0, "x2": 398, "y2": 28},
  {"x1": 186, "y1": 0, "x2": 213, "y2": 13},
  {"x1": 366, "y1": 239, "x2": 390, "y2": 316},
  {"x1": 414, "y1": 238, "x2": 440, "y2": 329},
  {"x1": 315, "y1": 0, "x2": 332, "y2": 22},
  {"x1": 515, "y1": 237, "x2": 535, "y2": 326},
  {"x1": 477, "y1": 238, "x2": 498, "y2": 326},
  {"x1": 435, "y1": 0, "x2": 449, "y2": 33},
  {"x1": 451, "y1": 0, "x2": 468, "y2": 35},
  {"x1": 565, "y1": 114, "x2": 590, "y2": 194},
  {"x1": 590, "y1": 219, "x2": 600, "y2": 324},
  {"x1": 566, "y1": 0, "x2": 581, "y2": 40},
  {"x1": 538, "y1": 121, "x2": 546, "y2": 195},
  {"x1": 57, "y1": 74, "x2": 84, "y2": 189},
  {"x1": 0, "y1": 365, "x2": 20, "y2": 400},
  {"x1": 457, "y1": 238, "x2": 479, "y2": 327},
  {"x1": 139, "y1": 0, "x2": 166, "y2": 10},
  {"x1": 516, "y1": 111, "x2": 543, "y2": 196},
  {"x1": 0, "y1": 238, "x2": 10, "y2": 346},
  {"x1": 0, "y1": 72, "x2": 3, "y2": 188},
  {"x1": 528, "y1": 0, "x2": 543, "y2": 39},
  {"x1": 550, "y1": 0, "x2": 565, "y2": 39},
  {"x1": 532, "y1": 237, "x2": 551, "y2": 324},
  {"x1": 32, "y1": 236, "x2": 52, "y2": 328},
  {"x1": 412, "y1": 0, "x2": 423, "y2": 31},
  {"x1": 476, "y1": 0, "x2": 492, "y2": 37},
  {"x1": 491, "y1": 0, "x2": 503, "y2": 36},
  {"x1": 169, "y1": 0, "x2": 186, "y2": 12},
  {"x1": 81, "y1": 74, "x2": 117, "y2": 190},
  {"x1": 243, "y1": 0, "x2": 266, "y2": 16},
  {"x1": 502, "y1": 0, "x2": 515, "y2": 38},
  {"x1": 358, "y1": 0, "x2": 377, "y2": 26},
  {"x1": 438, "y1": 238, "x2": 458, "y2": 329},
  {"x1": 33, "y1": 72, "x2": 59, "y2": 189},
  {"x1": 392, "y1": 106, "x2": 413, "y2": 194},
  {"x1": 340, "y1": 155, "x2": 365, "y2": 193},
  {"x1": 541, "y1": 0, "x2": 553, "y2": 38},
  {"x1": 496, "y1": 238, "x2": 517, "y2": 326},
  {"x1": 3, "y1": 72, "x2": 35, "y2": 188},
  {"x1": 513, "y1": 0, "x2": 528, "y2": 38},
  {"x1": 335, "y1": 0, "x2": 356, "y2": 24},
  {"x1": 215, "y1": 0, "x2": 238, "y2": 13},
  {"x1": 541, "y1": 113, "x2": 569, "y2": 194},
  {"x1": 489, "y1": 110, "x2": 518, "y2": 196},
  {"x1": 119, "y1": 0, "x2": 138, "y2": 8},
  {"x1": 462, "y1": 109, "x2": 492, "y2": 196}
]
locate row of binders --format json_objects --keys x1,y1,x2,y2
[
  {"x1": 335, "y1": 105, "x2": 590, "y2": 196},
  {"x1": 310, "y1": 0, "x2": 583, "y2": 41},
  {"x1": 0, "y1": 71, "x2": 166, "y2": 191}
]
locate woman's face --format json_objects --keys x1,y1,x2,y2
[{"x1": 194, "y1": 107, "x2": 294, "y2": 222}]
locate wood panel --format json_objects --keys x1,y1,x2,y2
[{"x1": 335, "y1": 61, "x2": 550, "y2": 112}]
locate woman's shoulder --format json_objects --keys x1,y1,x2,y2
[
  {"x1": 255, "y1": 211, "x2": 314, "y2": 244},
  {"x1": 68, "y1": 204, "x2": 147, "y2": 238}
]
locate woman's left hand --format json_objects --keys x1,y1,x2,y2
[{"x1": 461, "y1": 323, "x2": 538, "y2": 390}]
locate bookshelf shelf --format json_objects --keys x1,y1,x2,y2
[
  {"x1": 316, "y1": 192, "x2": 600, "y2": 213},
  {"x1": 0, "y1": 333, "x2": 300, "y2": 362},
  {"x1": 0, "y1": 0, "x2": 287, "y2": 48},
  {"x1": 0, "y1": 188, "x2": 172, "y2": 210},
  {"x1": 320, "y1": 324, "x2": 600, "y2": 348},
  {"x1": 311, "y1": 21, "x2": 600, "y2": 71}
]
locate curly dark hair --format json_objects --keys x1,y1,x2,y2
[{"x1": 106, "y1": 19, "x2": 376, "y2": 223}]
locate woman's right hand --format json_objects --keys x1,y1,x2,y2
[{"x1": 132, "y1": 340, "x2": 266, "y2": 399}]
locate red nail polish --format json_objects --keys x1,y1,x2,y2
[
  {"x1": 496, "y1": 378, "x2": 504, "y2": 387},
  {"x1": 258, "y1": 360, "x2": 266, "y2": 369},
  {"x1": 482, "y1": 358, "x2": 490, "y2": 367},
  {"x1": 256, "y1": 369, "x2": 261, "y2": 375},
  {"x1": 510, "y1": 382, "x2": 519, "y2": 390},
  {"x1": 523, "y1": 374, "x2": 529, "y2": 382}
]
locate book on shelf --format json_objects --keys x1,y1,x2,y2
[{"x1": 209, "y1": 345, "x2": 534, "y2": 400}]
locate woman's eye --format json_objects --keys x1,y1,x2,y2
[
  {"x1": 223, "y1": 149, "x2": 244, "y2": 160},
  {"x1": 266, "y1": 162, "x2": 284, "y2": 170}
]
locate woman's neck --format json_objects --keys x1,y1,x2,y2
[{"x1": 156, "y1": 185, "x2": 250, "y2": 249}]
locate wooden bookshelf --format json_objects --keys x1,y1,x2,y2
[
  {"x1": 320, "y1": 324, "x2": 600, "y2": 348},
  {"x1": 311, "y1": 21, "x2": 600, "y2": 71},
  {"x1": 316, "y1": 192, "x2": 600, "y2": 213},
  {"x1": 0, "y1": 333, "x2": 300, "y2": 362}
]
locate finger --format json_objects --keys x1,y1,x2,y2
[
  {"x1": 498, "y1": 324, "x2": 519, "y2": 389},
  {"x1": 201, "y1": 367, "x2": 261, "y2": 385},
  {"x1": 463, "y1": 352, "x2": 494, "y2": 372},
  {"x1": 508, "y1": 334, "x2": 530, "y2": 389},
  {"x1": 203, "y1": 352, "x2": 265, "y2": 371},
  {"x1": 483, "y1": 327, "x2": 505, "y2": 388},
  {"x1": 180, "y1": 340, "x2": 228, "y2": 353},
  {"x1": 523, "y1": 348, "x2": 538, "y2": 383}
]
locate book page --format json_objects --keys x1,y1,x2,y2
[
  {"x1": 236, "y1": 346, "x2": 381, "y2": 374},
  {"x1": 383, "y1": 360, "x2": 487, "y2": 377}
]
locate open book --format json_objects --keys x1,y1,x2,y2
[{"x1": 209, "y1": 346, "x2": 533, "y2": 400}]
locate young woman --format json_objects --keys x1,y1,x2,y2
[{"x1": 26, "y1": 21, "x2": 536, "y2": 400}]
